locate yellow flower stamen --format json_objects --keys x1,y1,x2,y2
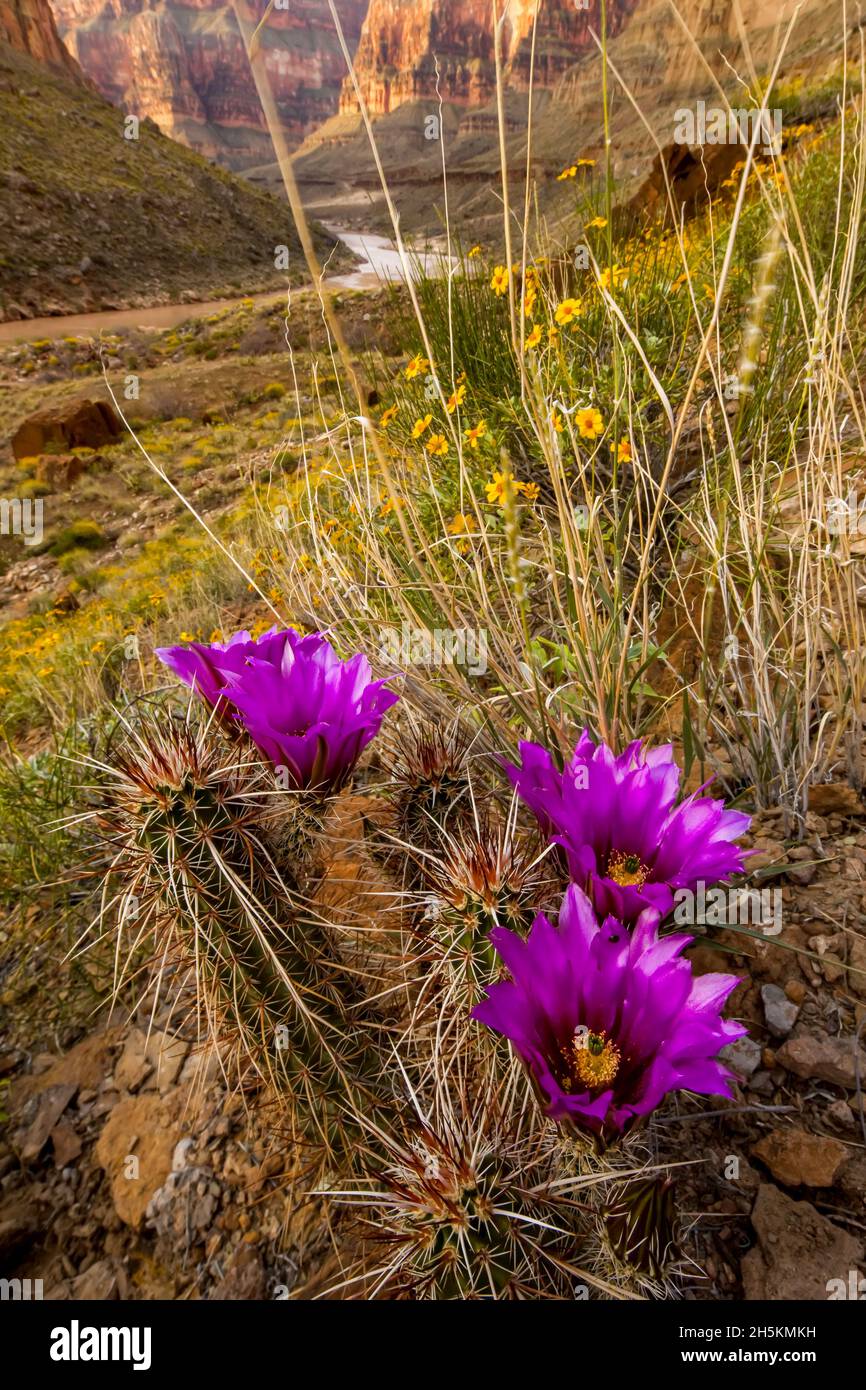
[
  {"x1": 607, "y1": 849, "x2": 651, "y2": 889},
  {"x1": 562, "y1": 1029, "x2": 621, "y2": 1092}
]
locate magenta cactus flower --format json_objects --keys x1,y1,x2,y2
[
  {"x1": 473, "y1": 884, "x2": 746, "y2": 1142},
  {"x1": 505, "y1": 731, "x2": 750, "y2": 921},
  {"x1": 157, "y1": 627, "x2": 288, "y2": 708},
  {"x1": 157, "y1": 626, "x2": 398, "y2": 791}
]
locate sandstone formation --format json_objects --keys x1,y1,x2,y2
[
  {"x1": 340, "y1": 0, "x2": 638, "y2": 117},
  {"x1": 1, "y1": 0, "x2": 80, "y2": 74},
  {"x1": 49, "y1": 0, "x2": 369, "y2": 167}
]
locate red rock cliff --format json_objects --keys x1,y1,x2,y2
[
  {"x1": 47, "y1": 0, "x2": 369, "y2": 166},
  {"x1": 1, "y1": 0, "x2": 81, "y2": 75},
  {"x1": 340, "y1": 0, "x2": 639, "y2": 115}
]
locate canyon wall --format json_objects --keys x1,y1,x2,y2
[
  {"x1": 339, "y1": 0, "x2": 639, "y2": 116},
  {"x1": 1, "y1": 0, "x2": 81, "y2": 75},
  {"x1": 48, "y1": 0, "x2": 369, "y2": 167}
]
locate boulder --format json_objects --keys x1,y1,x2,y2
[
  {"x1": 742, "y1": 1184, "x2": 863, "y2": 1300},
  {"x1": 11, "y1": 399, "x2": 123, "y2": 460}
]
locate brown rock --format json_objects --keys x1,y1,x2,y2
[
  {"x1": 808, "y1": 783, "x2": 863, "y2": 816},
  {"x1": 70, "y1": 1259, "x2": 118, "y2": 1300},
  {"x1": 11, "y1": 398, "x2": 123, "y2": 460},
  {"x1": 847, "y1": 933, "x2": 866, "y2": 1001},
  {"x1": 10, "y1": 1029, "x2": 119, "y2": 1107},
  {"x1": 742, "y1": 1184, "x2": 863, "y2": 1300},
  {"x1": 784, "y1": 979, "x2": 807, "y2": 1005},
  {"x1": 35, "y1": 452, "x2": 101, "y2": 489},
  {"x1": 113, "y1": 1029, "x2": 153, "y2": 1093},
  {"x1": 752, "y1": 1127, "x2": 849, "y2": 1187},
  {"x1": 811, "y1": 934, "x2": 846, "y2": 984},
  {"x1": 210, "y1": 1244, "x2": 266, "y2": 1300},
  {"x1": 142, "y1": 1031, "x2": 189, "y2": 1093},
  {"x1": 0, "y1": 1195, "x2": 39, "y2": 1264},
  {"x1": 95, "y1": 1092, "x2": 183, "y2": 1229},
  {"x1": 776, "y1": 1033, "x2": 866, "y2": 1089},
  {"x1": 837, "y1": 1154, "x2": 866, "y2": 1200},
  {"x1": 12, "y1": 1083, "x2": 76, "y2": 1164},
  {"x1": 50, "y1": 1120, "x2": 83, "y2": 1168}
]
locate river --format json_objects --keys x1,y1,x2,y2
[{"x1": 0, "y1": 227, "x2": 453, "y2": 346}]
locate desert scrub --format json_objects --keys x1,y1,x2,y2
[{"x1": 49, "y1": 519, "x2": 108, "y2": 556}]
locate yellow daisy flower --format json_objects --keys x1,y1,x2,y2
[
  {"x1": 446, "y1": 383, "x2": 466, "y2": 413},
  {"x1": 597, "y1": 264, "x2": 626, "y2": 292},
  {"x1": 490, "y1": 265, "x2": 510, "y2": 296},
  {"x1": 485, "y1": 470, "x2": 516, "y2": 504},
  {"x1": 554, "y1": 297, "x2": 583, "y2": 326},
  {"x1": 412, "y1": 413, "x2": 433, "y2": 438},
  {"x1": 612, "y1": 437, "x2": 632, "y2": 464},
  {"x1": 464, "y1": 419, "x2": 487, "y2": 449},
  {"x1": 525, "y1": 324, "x2": 542, "y2": 350},
  {"x1": 426, "y1": 433, "x2": 449, "y2": 456},
  {"x1": 379, "y1": 404, "x2": 398, "y2": 427},
  {"x1": 448, "y1": 511, "x2": 478, "y2": 536},
  {"x1": 576, "y1": 407, "x2": 604, "y2": 440},
  {"x1": 405, "y1": 353, "x2": 429, "y2": 380}
]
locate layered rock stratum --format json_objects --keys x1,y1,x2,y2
[{"x1": 48, "y1": 0, "x2": 369, "y2": 168}]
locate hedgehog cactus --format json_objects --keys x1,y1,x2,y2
[
  {"x1": 598, "y1": 1173, "x2": 683, "y2": 1296},
  {"x1": 423, "y1": 819, "x2": 552, "y2": 1009},
  {"x1": 331, "y1": 1092, "x2": 595, "y2": 1300},
  {"x1": 100, "y1": 712, "x2": 382, "y2": 1158},
  {"x1": 388, "y1": 720, "x2": 474, "y2": 865}
]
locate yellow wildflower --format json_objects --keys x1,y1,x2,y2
[
  {"x1": 554, "y1": 297, "x2": 583, "y2": 326},
  {"x1": 427, "y1": 433, "x2": 449, "y2": 456},
  {"x1": 446, "y1": 383, "x2": 466, "y2": 414},
  {"x1": 448, "y1": 512, "x2": 478, "y2": 536},
  {"x1": 598, "y1": 264, "x2": 626, "y2": 292},
  {"x1": 525, "y1": 324, "x2": 542, "y2": 350},
  {"x1": 412, "y1": 413, "x2": 433, "y2": 438},
  {"x1": 586, "y1": 216, "x2": 608, "y2": 229},
  {"x1": 576, "y1": 407, "x2": 604, "y2": 440},
  {"x1": 518, "y1": 481, "x2": 540, "y2": 503},
  {"x1": 468, "y1": 245, "x2": 482, "y2": 257},
  {"x1": 490, "y1": 265, "x2": 510, "y2": 296},
  {"x1": 557, "y1": 165, "x2": 577, "y2": 180},
  {"x1": 405, "y1": 353, "x2": 429, "y2": 380},
  {"x1": 464, "y1": 419, "x2": 487, "y2": 449},
  {"x1": 379, "y1": 404, "x2": 398, "y2": 428},
  {"x1": 485, "y1": 470, "x2": 516, "y2": 504},
  {"x1": 612, "y1": 437, "x2": 632, "y2": 464}
]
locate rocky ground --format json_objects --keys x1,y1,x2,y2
[{"x1": 1, "y1": 788, "x2": 865, "y2": 1300}]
